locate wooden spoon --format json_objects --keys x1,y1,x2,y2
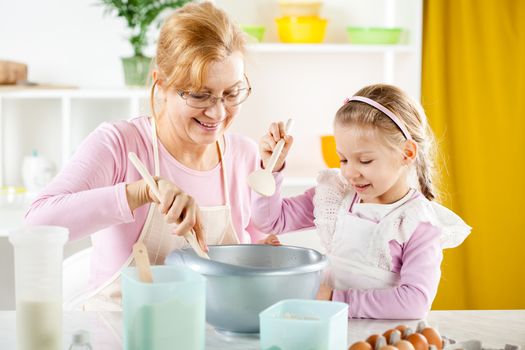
[
  {"x1": 247, "y1": 118, "x2": 294, "y2": 196},
  {"x1": 128, "y1": 152, "x2": 210, "y2": 259},
  {"x1": 132, "y1": 241, "x2": 153, "y2": 283}
]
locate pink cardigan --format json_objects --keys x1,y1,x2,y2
[
  {"x1": 251, "y1": 174, "x2": 443, "y2": 319},
  {"x1": 25, "y1": 116, "x2": 263, "y2": 288}
]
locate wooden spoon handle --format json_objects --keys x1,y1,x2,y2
[
  {"x1": 132, "y1": 241, "x2": 153, "y2": 283},
  {"x1": 128, "y1": 152, "x2": 210, "y2": 260},
  {"x1": 266, "y1": 118, "x2": 294, "y2": 172}
]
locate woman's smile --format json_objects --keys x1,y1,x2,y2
[{"x1": 193, "y1": 117, "x2": 223, "y2": 131}]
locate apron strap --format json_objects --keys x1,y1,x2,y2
[
  {"x1": 150, "y1": 118, "x2": 160, "y2": 176},
  {"x1": 216, "y1": 136, "x2": 230, "y2": 206}
]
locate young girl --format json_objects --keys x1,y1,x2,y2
[{"x1": 252, "y1": 84, "x2": 471, "y2": 319}]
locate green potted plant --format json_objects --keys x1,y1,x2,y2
[{"x1": 99, "y1": 0, "x2": 192, "y2": 86}]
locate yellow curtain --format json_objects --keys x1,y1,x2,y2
[{"x1": 422, "y1": 0, "x2": 525, "y2": 309}]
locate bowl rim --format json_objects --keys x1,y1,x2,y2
[{"x1": 166, "y1": 244, "x2": 327, "y2": 277}]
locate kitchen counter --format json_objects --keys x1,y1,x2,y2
[{"x1": 0, "y1": 310, "x2": 523, "y2": 349}]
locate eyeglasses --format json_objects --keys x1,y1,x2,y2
[{"x1": 177, "y1": 76, "x2": 252, "y2": 109}]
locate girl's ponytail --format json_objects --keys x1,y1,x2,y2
[{"x1": 416, "y1": 147, "x2": 436, "y2": 201}]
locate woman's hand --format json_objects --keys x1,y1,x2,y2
[
  {"x1": 259, "y1": 121, "x2": 294, "y2": 172},
  {"x1": 257, "y1": 233, "x2": 281, "y2": 246},
  {"x1": 316, "y1": 284, "x2": 333, "y2": 301},
  {"x1": 126, "y1": 178, "x2": 207, "y2": 252}
]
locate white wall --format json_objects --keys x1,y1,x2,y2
[
  {"x1": 1, "y1": 0, "x2": 421, "y2": 178},
  {"x1": 0, "y1": 0, "x2": 139, "y2": 87}
]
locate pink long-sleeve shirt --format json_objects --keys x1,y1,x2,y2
[
  {"x1": 251, "y1": 173, "x2": 443, "y2": 319},
  {"x1": 25, "y1": 116, "x2": 263, "y2": 288}
]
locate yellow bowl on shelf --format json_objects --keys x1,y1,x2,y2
[
  {"x1": 320, "y1": 135, "x2": 339, "y2": 168},
  {"x1": 276, "y1": 16, "x2": 328, "y2": 43},
  {"x1": 278, "y1": 1, "x2": 323, "y2": 17}
]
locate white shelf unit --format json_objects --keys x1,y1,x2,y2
[
  {"x1": 225, "y1": 0, "x2": 423, "y2": 179},
  {"x1": 0, "y1": 0, "x2": 422, "y2": 187},
  {"x1": 247, "y1": 44, "x2": 417, "y2": 53},
  {"x1": 0, "y1": 89, "x2": 150, "y2": 187}
]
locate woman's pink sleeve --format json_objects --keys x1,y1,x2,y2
[{"x1": 25, "y1": 123, "x2": 135, "y2": 241}]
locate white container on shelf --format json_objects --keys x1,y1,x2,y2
[{"x1": 22, "y1": 150, "x2": 55, "y2": 194}]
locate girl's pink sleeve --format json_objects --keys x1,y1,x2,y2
[
  {"x1": 251, "y1": 172, "x2": 316, "y2": 233},
  {"x1": 25, "y1": 123, "x2": 135, "y2": 241},
  {"x1": 332, "y1": 222, "x2": 443, "y2": 319}
]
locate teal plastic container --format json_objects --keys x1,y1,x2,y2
[
  {"x1": 122, "y1": 265, "x2": 206, "y2": 350},
  {"x1": 259, "y1": 299, "x2": 348, "y2": 350}
]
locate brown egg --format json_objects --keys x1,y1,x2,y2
[
  {"x1": 366, "y1": 334, "x2": 381, "y2": 348},
  {"x1": 349, "y1": 341, "x2": 373, "y2": 350},
  {"x1": 383, "y1": 329, "x2": 402, "y2": 344},
  {"x1": 379, "y1": 346, "x2": 399, "y2": 350},
  {"x1": 395, "y1": 340, "x2": 416, "y2": 350},
  {"x1": 406, "y1": 333, "x2": 429, "y2": 350},
  {"x1": 395, "y1": 325, "x2": 408, "y2": 334},
  {"x1": 420, "y1": 327, "x2": 442, "y2": 349}
]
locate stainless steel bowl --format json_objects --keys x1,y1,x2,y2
[{"x1": 165, "y1": 244, "x2": 326, "y2": 334}]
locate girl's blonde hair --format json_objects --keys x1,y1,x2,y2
[
  {"x1": 335, "y1": 84, "x2": 437, "y2": 201},
  {"x1": 150, "y1": 2, "x2": 246, "y2": 118}
]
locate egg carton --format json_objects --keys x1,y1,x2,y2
[{"x1": 443, "y1": 339, "x2": 521, "y2": 350}]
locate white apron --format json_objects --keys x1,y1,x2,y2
[
  {"x1": 315, "y1": 169, "x2": 471, "y2": 293},
  {"x1": 79, "y1": 118, "x2": 239, "y2": 311},
  {"x1": 325, "y1": 191, "x2": 419, "y2": 291}
]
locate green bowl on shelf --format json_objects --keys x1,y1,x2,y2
[
  {"x1": 241, "y1": 25, "x2": 266, "y2": 43},
  {"x1": 346, "y1": 27, "x2": 403, "y2": 44}
]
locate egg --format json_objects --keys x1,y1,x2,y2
[
  {"x1": 366, "y1": 334, "x2": 381, "y2": 348},
  {"x1": 383, "y1": 329, "x2": 402, "y2": 344},
  {"x1": 349, "y1": 341, "x2": 373, "y2": 350},
  {"x1": 421, "y1": 327, "x2": 443, "y2": 349},
  {"x1": 395, "y1": 325, "x2": 408, "y2": 334},
  {"x1": 395, "y1": 340, "x2": 416, "y2": 350},
  {"x1": 379, "y1": 346, "x2": 399, "y2": 350},
  {"x1": 406, "y1": 333, "x2": 429, "y2": 350}
]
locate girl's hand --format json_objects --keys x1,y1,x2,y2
[
  {"x1": 316, "y1": 284, "x2": 333, "y2": 301},
  {"x1": 259, "y1": 121, "x2": 294, "y2": 172},
  {"x1": 258, "y1": 233, "x2": 281, "y2": 246}
]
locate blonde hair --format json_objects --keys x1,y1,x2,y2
[
  {"x1": 335, "y1": 84, "x2": 437, "y2": 201},
  {"x1": 150, "y1": 2, "x2": 246, "y2": 118}
]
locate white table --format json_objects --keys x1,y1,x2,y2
[{"x1": 0, "y1": 310, "x2": 523, "y2": 349}]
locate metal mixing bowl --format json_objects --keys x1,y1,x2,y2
[{"x1": 165, "y1": 244, "x2": 326, "y2": 334}]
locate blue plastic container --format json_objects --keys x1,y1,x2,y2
[
  {"x1": 122, "y1": 265, "x2": 206, "y2": 350},
  {"x1": 259, "y1": 299, "x2": 348, "y2": 350}
]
